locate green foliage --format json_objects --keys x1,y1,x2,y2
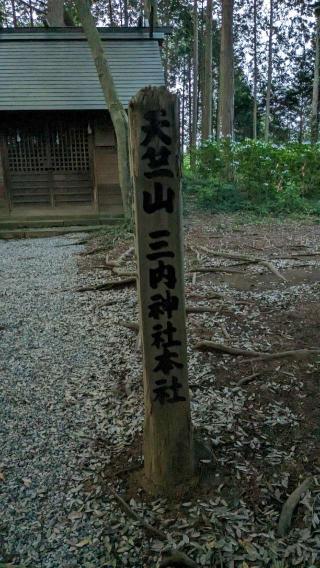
[
  {"x1": 184, "y1": 140, "x2": 320, "y2": 215},
  {"x1": 234, "y1": 70, "x2": 257, "y2": 140}
]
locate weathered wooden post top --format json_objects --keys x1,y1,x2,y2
[{"x1": 129, "y1": 86, "x2": 193, "y2": 492}]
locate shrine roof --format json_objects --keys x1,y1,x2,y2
[{"x1": 0, "y1": 27, "x2": 167, "y2": 110}]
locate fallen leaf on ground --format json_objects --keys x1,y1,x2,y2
[{"x1": 75, "y1": 538, "x2": 91, "y2": 548}]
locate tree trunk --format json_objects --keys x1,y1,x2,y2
[
  {"x1": 144, "y1": 0, "x2": 158, "y2": 26},
  {"x1": 191, "y1": 0, "x2": 198, "y2": 164},
  {"x1": 29, "y1": 0, "x2": 34, "y2": 25},
  {"x1": 47, "y1": 0, "x2": 65, "y2": 26},
  {"x1": 75, "y1": 0, "x2": 132, "y2": 218},
  {"x1": 123, "y1": 0, "x2": 128, "y2": 26},
  {"x1": 201, "y1": 0, "x2": 213, "y2": 142},
  {"x1": 265, "y1": 0, "x2": 273, "y2": 142},
  {"x1": 199, "y1": 0, "x2": 205, "y2": 137},
  {"x1": 163, "y1": 13, "x2": 170, "y2": 86},
  {"x1": 253, "y1": 0, "x2": 258, "y2": 140},
  {"x1": 11, "y1": 0, "x2": 17, "y2": 26},
  {"x1": 218, "y1": 0, "x2": 234, "y2": 139},
  {"x1": 164, "y1": 44, "x2": 168, "y2": 86},
  {"x1": 153, "y1": 0, "x2": 159, "y2": 26},
  {"x1": 188, "y1": 55, "x2": 192, "y2": 149},
  {"x1": 182, "y1": 56, "x2": 186, "y2": 151},
  {"x1": 311, "y1": 7, "x2": 320, "y2": 144},
  {"x1": 298, "y1": 105, "x2": 304, "y2": 144},
  {"x1": 108, "y1": 0, "x2": 115, "y2": 26}
]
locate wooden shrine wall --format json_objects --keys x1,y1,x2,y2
[
  {"x1": 0, "y1": 112, "x2": 123, "y2": 217},
  {"x1": 93, "y1": 116, "x2": 123, "y2": 216}
]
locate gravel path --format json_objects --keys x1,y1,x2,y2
[{"x1": 0, "y1": 235, "x2": 143, "y2": 568}]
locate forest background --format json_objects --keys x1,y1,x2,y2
[{"x1": 1, "y1": 0, "x2": 320, "y2": 215}]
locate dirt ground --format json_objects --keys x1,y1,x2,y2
[
  {"x1": 183, "y1": 214, "x2": 320, "y2": 486},
  {"x1": 76, "y1": 213, "x2": 320, "y2": 567}
]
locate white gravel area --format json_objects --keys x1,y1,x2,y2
[{"x1": 0, "y1": 235, "x2": 144, "y2": 567}]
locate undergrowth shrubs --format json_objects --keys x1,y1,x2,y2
[{"x1": 184, "y1": 140, "x2": 320, "y2": 215}]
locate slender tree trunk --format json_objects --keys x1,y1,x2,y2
[
  {"x1": 216, "y1": 58, "x2": 220, "y2": 139},
  {"x1": 215, "y1": 86, "x2": 219, "y2": 139},
  {"x1": 188, "y1": 55, "x2": 192, "y2": 150},
  {"x1": 108, "y1": 0, "x2": 115, "y2": 25},
  {"x1": 153, "y1": 0, "x2": 158, "y2": 25},
  {"x1": 202, "y1": 0, "x2": 213, "y2": 141},
  {"x1": 163, "y1": 14, "x2": 170, "y2": 86},
  {"x1": 164, "y1": 45, "x2": 169, "y2": 86},
  {"x1": 199, "y1": 0, "x2": 205, "y2": 138},
  {"x1": 298, "y1": 104, "x2": 304, "y2": 144},
  {"x1": 265, "y1": 0, "x2": 273, "y2": 142},
  {"x1": 119, "y1": 0, "x2": 123, "y2": 25},
  {"x1": 182, "y1": 56, "x2": 186, "y2": 152},
  {"x1": 191, "y1": 0, "x2": 198, "y2": 164},
  {"x1": 75, "y1": 0, "x2": 132, "y2": 218},
  {"x1": 144, "y1": 0, "x2": 158, "y2": 26},
  {"x1": 123, "y1": 0, "x2": 128, "y2": 25},
  {"x1": 11, "y1": 0, "x2": 17, "y2": 26},
  {"x1": 311, "y1": 7, "x2": 320, "y2": 144},
  {"x1": 218, "y1": 0, "x2": 234, "y2": 139},
  {"x1": 47, "y1": 0, "x2": 65, "y2": 26},
  {"x1": 199, "y1": 1, "x2": 204, "y2": 129},
  {"x1": 144, "y1": 0, "x2": 148, "y2": 22},
  {"x1": 29, "y1": 0, "x2": 34, "y2": 25},
  {"x1": 253, "y1": 0, "x2": 258, "y2": 140}
]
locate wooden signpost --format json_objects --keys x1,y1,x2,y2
[{"x1": 129, "y1": 87, "x2": 194, "y2": 491}]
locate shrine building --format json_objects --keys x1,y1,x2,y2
[{"x1": 0, "y1": 26, "x2": 166, "y2": 222}]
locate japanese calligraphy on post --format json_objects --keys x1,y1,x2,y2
[{"x1": 129, "y1": 87, "x2": 193, "y2": 489}]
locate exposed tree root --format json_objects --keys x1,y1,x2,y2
[
  {"x1": 90, "y1": 264, "x2": 112, "y2": 270},
  {"x1": 105, "y1": 246, "x2": 135, "y2": 267},
  {"x1": 112, "y1": 267, "x2": 137, "y2": 278},
  {"x1": 259, "y1": 260, "x2": 287, "y2": 282},
  {"x1": 278, "y1": 477, "x2": 314, "y2": 537},
  {"x1": 109, "y1": 487, "x2": 167, "y2": 541},
  {"x1": 237, "y1": 372, "x2": 262, "y2": 386},
  {"x1": 55, "y1": 238, "x2": 90, "y2": 247},
  {"x1": 244, "y1": 348, "x2": 320, "y2": 363},
  {"x1": 76, "y1": 277, "x2": 136, "y2": 292},
  {"x1": 194, "y1": 341, "x2": 263, "y2": 357},
  {"x1": 159, "y1": 551, "x2": 198, "y2": 567},
  {"x1": 195, "y1": 342, "x2": 320, "y2": 362},
  {"x1": 220, "y1": 322, "x2": 231, "y2": 340},
  {"x1": 120, "y1": 321, "x2": 140, "y2": 332},
  {"x1": 109, "y1": 489, "x2": 198, "y2": 566},
  {"x1": 189, "y1": 266, "x2": 244, "y2": 275},
  {"x1": 197, "y1": 245, "x2": 287, "y2": 282},
  {"x1": 116, "y1": 246, "x2": 135, "y2": 264},
  {"x1": 81, "y1": 246, "x2": 107, "y2": 256},
  {"x1": 281, "y1": 251, "x2": 320, "y2": 258}
]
